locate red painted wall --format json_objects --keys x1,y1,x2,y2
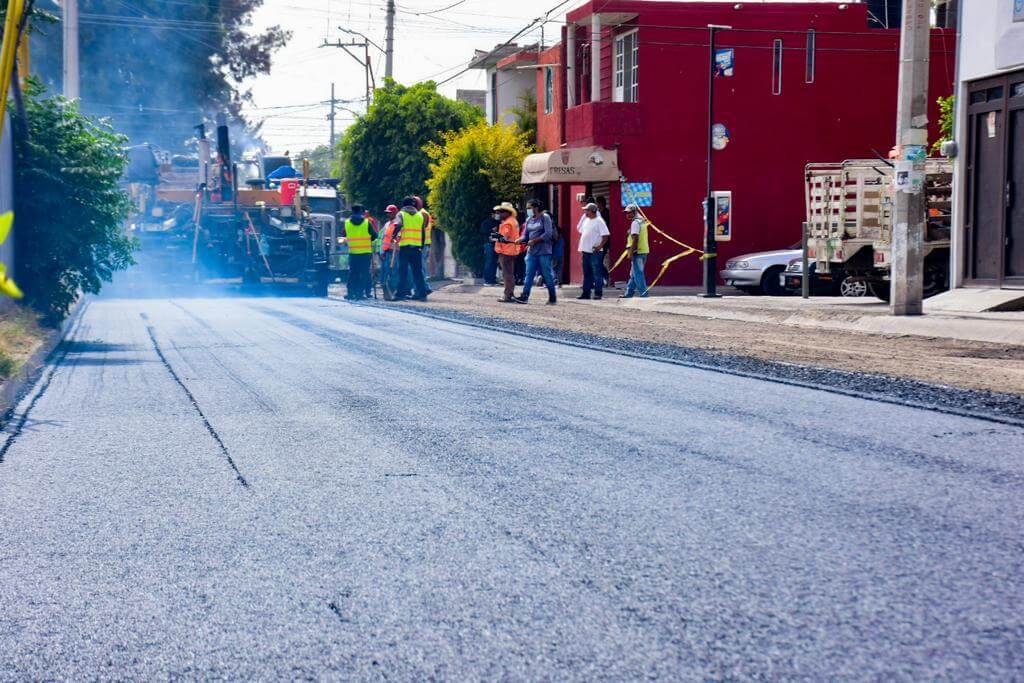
[
  {"x1": 536, "y1": 44, "x2": 564, "y2": 153},
  {"x1": 546, "y1": 1, "x2": 956, "y2": 286}
]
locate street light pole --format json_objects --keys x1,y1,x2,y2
[
  {"x1": 384, "y1": 0, "x2": 396, "y2": 81},
  {"x1": 701, "y1": 24, "x2": 730, "y2": 298},
  {"x1": 62, "y1": 0, "x2": 80, "y2": 100}
]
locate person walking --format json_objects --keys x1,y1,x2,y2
[
  {"x1": 480, "y1": 210, "x2": 500, "y2": 285},
  {"x1": 621, "y1": 204, "x2": 650, "y2": 298},
  {"x1": 493, "y1": 202, "x2": 522, "y2": 303},
  {"x1": 393, "y1": 197, "x2": 430, "y2": 301},
  {"x1": 342, "y1": 204, "x2": 376, "y2": 301},
  {"x1": 379, "y1": 204, "x2": 399, "y2": 298},
  {"x1": 514, "y1": 199, "x2": 557, "y2": 305},
  {"x1": 576, "y1": 202, "x2": 610, "y2": 300}
]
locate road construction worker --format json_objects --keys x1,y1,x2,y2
[
  {"x1": 413, "y1": 195, "x2": 434, "y2": 295},
  {"x1": 393, "y1": 197, "x2": 429, "y2": 301},
  {"x1": 379, "y1": 204, "x2": 399, "y2": 298},
  {"x1": 622, "y1": 204, "x2": 650, "y2": 298},
  {"x1": 342, "y1": 204, "x2": 377, "y2": 301},
  {"x1": 493, "y1": 202, "x2": 522, "y2": 303}
]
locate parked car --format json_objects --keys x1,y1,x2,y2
[
  {"x1": 720, "y1": 248, "x2": 800, "y2": 295},
  {"x1": 781, "y1": 259, "x2": 870, "y2": 297}
]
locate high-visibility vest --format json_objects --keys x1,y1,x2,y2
[
  {"x1": 381, "y1": 221, "x2": 397, "y2": 252},
  {"x1": 344, "y1": 217, "x2": 373, "y2": 255},
  {"x1": 421, "y1": 209, "x2": 432, "y2": 246},
  {"x1": 629, "y1": 219, "x2": 650, "y2": 255},
  {"x1": 398, "y1": 209, "x2": 425, "y2": 247}
]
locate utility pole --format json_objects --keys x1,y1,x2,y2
[
  {"x1": 62, "y1": 0, "x2": 80, "y2": 100},
  {"x1": 327, "y1": 82, "x2": 337, "y2": 157},
  {"x1": 889, "y1": 0, "x2": 930, "y2": 316},
  {"x1": 384, "y1": 0, "x2": 395, "y2": 81},
  {"x1": 321, "y1": 36, "x2": 376, "y2": 104},
  {"x1": 700, "y1": 24, "x2": 730, "y2": 298}
]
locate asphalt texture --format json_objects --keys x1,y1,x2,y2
[{"x1": 1, "y1": 295, "x2": 1022, "y2": 680}]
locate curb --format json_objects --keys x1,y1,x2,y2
[{"x1": 0, "y1": 299, "x2": 84, "y2": 415}]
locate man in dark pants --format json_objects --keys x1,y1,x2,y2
[
  {"x1": 393, "y1": 197, "x2": 429, "y2": 301},
  {"x1": 480, "y1": 211, "x2": 500, "y2": 285},
  {"x1": 342, "y1": 204, "x2": 377, "y2": 301},
  {"x1": 576, "y1": 202, "x2": 610, "y2": 300}
]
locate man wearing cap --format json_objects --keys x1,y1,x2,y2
[
  {"x1": 493, "y1": 202, "x2": 522, "y2": 303},
  {"x1": 576, "y1": 202, "x2": 610, "y2": 300},
  {"x1": 342, "y1": 204, "x2": 377, "y2": 301},
  {"x1": 622, "y1": 204, "x2": 650, "y2": 298},
  {"x1": 392, "y1": 197, "x2": 430, "y2": 301}
]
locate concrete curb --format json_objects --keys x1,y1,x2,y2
[{"x1": 0, "y1": 299, "x2": 83, "y2": 415}]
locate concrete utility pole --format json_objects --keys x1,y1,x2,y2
[
  {"x1": 384, "y1": 0, "x2": 395, "y2": 80},
  {"x1": 889, "y1": 0, "x2": 930, "y2": 316},
  {"x1": 62, "y1": 0, "x2": 80, "y2": 100},
  {"x1": 327, "y1": 82, "x2": 337, "y2": 157}
]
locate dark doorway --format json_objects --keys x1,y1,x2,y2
[{"x1": 964, "y1": 70, "x2": 1024, "y2": 288}]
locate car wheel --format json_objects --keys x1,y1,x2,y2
[
  {"x1": 839, "y1": 276, "x2": 869, "y2": 298},
  {"x1": 761, "y1": 266, "x2": 786, "y2": 296},
  {"x1": 871, "y1": 281, "x2": 891, "y2": 302}
]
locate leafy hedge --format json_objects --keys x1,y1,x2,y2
[
  {"x1": 426, "y1": 122, "x2": 533, "y2": 275},
  {"x1": 14, "y1": 82, "x2": 135, "y2": 322}
]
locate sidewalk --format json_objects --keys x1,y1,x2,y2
[{"x1": 444, "y1": 283, "x2": 1024, "y2": 347}]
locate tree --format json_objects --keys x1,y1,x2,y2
[
  {"x1": 339, "y1": 81, "x2": 482, "y2": 213},
  {"x1": 426, "y1": 122, "x2": 533, "y2": 275},
  {"x1": 508, "y1": 91, "x2": 537, "y2": 145},
  {"x1": 14, "y1": 82, "x2": 135, "y2": 323},
  {"x1": 296, "y1": 144, "x2": 336, "y2": 180},
  {"x1": 21, "y1": 0, "x2": 289, "y2": 150}
]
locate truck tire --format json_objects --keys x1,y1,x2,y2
[
  {"x1": 761, "y1": 266, "x2": 786, "y2": 296},
  {"x1": 871, "y1": 282, "x2": 891, "y2": 302}
]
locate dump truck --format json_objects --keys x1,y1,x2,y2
[{"x1": 805, "y1": 158, "x2": 952, "y2": 301}]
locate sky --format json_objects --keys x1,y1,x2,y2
[{"x1": 244, "y1": 0, "x2": 840, "y2": 152}]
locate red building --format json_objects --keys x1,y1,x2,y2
[{"x1": 522, "y1": 1, "x2": 956, "y2": 286}]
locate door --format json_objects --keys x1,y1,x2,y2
[
  {"x1": 964, "y1": 70, "x2": 1024, "y2": 287},
  {"x1": 1007, "y1": 85, "x2": 1024, "y2": 283}
]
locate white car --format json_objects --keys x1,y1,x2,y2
[{"x1": 720, "y1": 248, "x2": 801, "y2": 296}]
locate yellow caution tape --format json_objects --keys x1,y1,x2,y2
[
  {"x1": 608, "y1": 249, "x2": 630, "y2": 273},
  {"x1": 621, "y1": 205, "x2": 704, "y2": 289},
  {"x1": 0, "y1": 212, "x2": 22, "y2": 299},
  {"x1": 648, "y1": 248, "x2": 698, "y2": 289}
]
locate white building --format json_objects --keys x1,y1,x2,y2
[
  {"x1": 949, "y1": 0, "x2": 1024, "y2": 292},
  {"x1": 468, "y1": 44, "x2": 538, "y2": 127}
]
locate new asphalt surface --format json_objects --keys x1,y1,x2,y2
[{"x1": 1, "y1": 296, "x2": 1022, "y2": 680}]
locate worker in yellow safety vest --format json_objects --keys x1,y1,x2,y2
[
  {"x1": 392, "y1": 197, "x2": 429, "y2": 301},
  {"x1": 622, "y1": 203, "x2": 650, "y2": 298},
  {"x1": 342, "y1": 204, "x2": 377, "y2": 301},
  {"x1": 410, "y1": 195, "x2": 434, "y2": 295}
]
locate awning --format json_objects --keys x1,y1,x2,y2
[{"x1": 521, "y1": 146, "x2": 620, "y2": 184}]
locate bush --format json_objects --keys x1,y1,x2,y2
[
  {"x1": 426, "y1": 122, "x2": 533, "y2": 274},
  {"x1": 13, "y1": 82, "x2": 135, "y2": 323}
]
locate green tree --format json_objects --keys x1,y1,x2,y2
[
  {"x1": 931, "y1": 95, "x2": 955, "y2": 155},
  {"x1": 339, "y1": 81, "x2": 482, "y2": 213},
  {"x1": 14, "y1": 82, "x2": 135, "y2": 323},
  {"x1": 508, "y1": 90, "x2": 537, "y2": 145},
  {"x1": 296, "y1": 144, "x2": 336, "y2": 179},
  {"x1": 426, "y1": 122, "x2": 533, "y2": 275},
  {"x1": 18, "y1": 0, "x2": 289, "y2": 150}
]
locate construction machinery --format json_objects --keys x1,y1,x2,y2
[
  {"x1": 129, "y1": 116, "x2": 345, "y2": 294},
  {"x1": 805, "y1": 158, "x2": 952, "y2": 301}
]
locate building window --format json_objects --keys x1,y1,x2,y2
[
  {"x1": 614, "y1": 29, "x2": 639, "y2": 103},
  {"x1": 772, "y1": 39, "x2": 783, "y2": 95},
  {"x1": 805, "y1": 30, "x2": 815, "y2": 84},
  {"x1": 544, "y1": 66, "x2": 554, "y2": 114}
]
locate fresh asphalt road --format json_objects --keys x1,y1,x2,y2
[{"x1": 1, "y1": 296, "x2": 1022, "y2": 680}]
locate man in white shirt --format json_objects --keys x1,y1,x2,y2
[{"x1": 576, "y1": 202, "x2": 610, "y2": 300}]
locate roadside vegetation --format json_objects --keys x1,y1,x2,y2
[
  {"x1": 426, "y1": 122, "x2": 534, "y2": 274},
  {"x1": 337, "y1": 80, "x2": 482, "y2": 213},
  {"x1": 0, "y1": 305, "x2": 45, "y2": 379},
  {"x1": 13, "y1": 81, "x2": 135, "y2": 324}
]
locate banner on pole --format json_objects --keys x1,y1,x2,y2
[
  {"x1": 714, "y1": 191, "x2": 732, "y2": 242},
  {"x1": 714, "y1": 48, "x2": 735, "y2": 77}
]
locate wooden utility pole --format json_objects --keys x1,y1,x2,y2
[{"x1": 889, "y1": 0, "x2": 930, "y2": 316}]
